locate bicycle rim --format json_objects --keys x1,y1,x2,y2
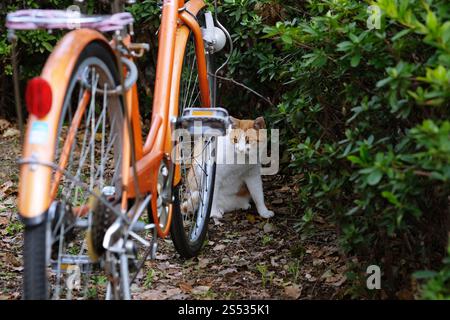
[
  {"x1": 24, "y1": 44, "x2": 125, "y2": 299},
  {"x1": 170, "y1": 23, "x2": 217, "y2": 256}
]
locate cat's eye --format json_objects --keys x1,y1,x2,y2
[
  {"x1": 245, "y1": 137, "x2": 250, "y2": 144},
  {"x1": 233, "y1": 137, "x2": 238, "y2": 143}
]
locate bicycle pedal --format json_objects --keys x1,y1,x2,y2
[{"x1": 174, "y1": 107, "x2": 230, "y2": 136}]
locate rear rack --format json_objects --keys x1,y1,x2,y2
[{"x1": 174, "y1": 107, "x2": 230, "y2": 136}]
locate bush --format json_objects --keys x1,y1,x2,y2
[
  {"x1": 212, "y1": 0, "x2": 450, "y2": 297},
  {"x1": 239, "y1": 0, "x2": 449, "y2": 297},
  {"x1": 416, "y1": 244, "x2": 450, "y2": 300}
]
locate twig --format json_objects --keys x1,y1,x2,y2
[
  {"x1": 210, "y1": 74, "x2": 274, "y2": 107},
  {"x1": 413, "y1": 170, "x2": 432, "y2": 177}
]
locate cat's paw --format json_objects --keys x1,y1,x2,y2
[
  {"x1": 241, "y1": 202, "x2": 251, "y2": 211},
  {"x1": 258, "y1": 208, "x2": 274, "y2": 219}
]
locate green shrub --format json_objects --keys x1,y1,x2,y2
[
  {"x1": 416, "y1": 245, "x2": 450, "y2": 300},
  {"x1": 261, "y1": 0, "x2": 450, "y2": 296},
  {"x1": 216, "y1": 0, "x2": 450, "y2": 297}
]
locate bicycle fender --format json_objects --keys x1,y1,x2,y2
[{"x1": 18, "y1": 29, "x2": 113, "y2": 222}]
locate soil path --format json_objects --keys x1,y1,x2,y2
[{"x1": 0, "y1": 120, "x2": 347, "y2": 300}]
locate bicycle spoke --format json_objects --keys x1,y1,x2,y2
[{"x1": 43, "y1": 58, "x2": 126, "y2": 299}]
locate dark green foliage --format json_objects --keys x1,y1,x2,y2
[
  {"x1": 211, "y1": 0, "x2": 450, "y2": 298},
  {"x1": 414, "y1": 245, "x2": 450, "y2": 300}
]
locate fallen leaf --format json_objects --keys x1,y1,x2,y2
[
  {"x1": 272, "y1": 199, "x2": 283, "y2": 205},
  {"x1": 0, "y1": 119, "x2": 11, "y2": 132},
  {"x1": 263, "y1": 222, "x2": 274, "y2": 233},
  {"x1": 270, "y1": 256, "x2": 279, "y2": 267},
  {"x1": 246, "y1": 214, "x2": 256, "y2": 224},
  {"x1": 332, "y1": 275, "x2": 347, "y2": 287},
  {"x1": 284, "y1": 285, "x2": 302, "y2": 299},
  {"x1": 213, "y1": 244, "x2": 226, "y2": 251},
  {"x1": 140, "y1": 289, "x2": 164, "y2": 300},
  {"x1": 169, "y1": 293, "x2": 190, "y2": 300},
  {"x1": 179, "y1": 282, "x2": 193, "y2": 293},
  {"x1": 2, "y1": 128, "x2": 20, "y2": 138},
  {"x1": 192, "y1": 285, "x2": 210, "y2": 295},
  {"x1": 221, "y1": 257, "x2": 231, "y2": 264},
  {"x1": 218, "y1": 268, "x2": 237, "y2": 276},
  {"x1": 156, "y1": 253, "x2": 170, "y2": 260},
  {"x1": 312, "y1": 259, "x2": 324, "y2": 266},
  {"x1": 157, "y1": 261, "x2": 170, "y2": 270},
  {"x1": 313, "y1": 215, "x2": 326, "y2": 224},
  {"x1": 321, "y1": 270, "x2": 333, "y2": 280},
  {"x1": 238, "y1": 236, "x2": 248, "y2": 242},
  {"x1": 130, "y1": 284, "x2": 142, "y2": 293},
  {"x1": 2, "y1": 198, "x2": 14, "y2": 206},
  {"x1": 305, "y1": 273, "x2": 316, "y2": 282},
  {"x1": 198, "y1": 258, "x2": 210, "y2": 268},
  {"x1": 165, "y1": 288, "x2": 182, "y2": 298},
  {"x1": 139, "y1": 287, "x2": 182, "y2": 300},
  {"x1": 0, "y1": 217, "x2": 8, "y2": 226},
  {"x1": 0, "y1": 181, "x2": 13, "y2": 198}
]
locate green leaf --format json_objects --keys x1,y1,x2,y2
[
  {"x1": 426, "y1": 11, "x2": 438, "y2": 33},
  {"x1": 413, "y1": 270, "x2": 438, "y2": 279},
  {"x1": 381, "y1": 191, "x2": 400, "y2": 206},
  {"x1": 367, "y1": 170, "x2": 383, "y2": 186},
  {"x1": 392, "y1": 29, "x2": 411, "y2": 41},
  {"x1": 351, "y1": 54, "x2": 361, "y2": 67},
  {"x1": 336, "y1": 41, "x2": 353, "y2": 52},
  {"x1": 347, "y1": 155, "x2": 363, "y2": 165},
  {"x1": 281, "y1": 34, "x2": 293, "y2": 45},
  {"x1": 349, "y1": 33, "x2": 359, "y2": 43},
  {"x1": 376, "y1": 77, "x2": 392, "y2": 88},
  {"x1": 42, "y1": 42, "x2": 53, "y2": 52}
]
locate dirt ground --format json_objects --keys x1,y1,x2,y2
[{"x1": 0, "y1": 119, "x2": 348, "y2": 300}]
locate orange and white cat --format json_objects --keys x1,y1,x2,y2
[{"x1": 181, "y1": 116, "x2": 274, "y2": 220}]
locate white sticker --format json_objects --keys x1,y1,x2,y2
[{"x1": 29, "y1": 121, "x2": 49, "y2": 145}]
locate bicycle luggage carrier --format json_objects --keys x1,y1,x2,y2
[{"x1": 174, "y1": 107, "x2": 230, "y2": 136}]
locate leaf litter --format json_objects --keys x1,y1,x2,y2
[{"x1": 0, "y1": 119, "x2": 350, "y2": 300}]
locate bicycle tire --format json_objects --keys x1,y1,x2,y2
[
  {"x1": 23, "y1": 41, "x2": 124, "y2": 300},
  {"x1": 169, "y1": 19, "x2": 218, "y2": 258}
]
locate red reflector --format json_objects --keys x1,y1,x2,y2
[{"x1": 25, "y1": 77, "x2": 52, "y2": 118}]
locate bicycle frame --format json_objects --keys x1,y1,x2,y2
[{"x1": 18, "y1": 0, "x2": 211, "y2": 238}]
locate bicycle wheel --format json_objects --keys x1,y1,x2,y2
[
  {"x1": 23, "y1": 41, "x2": 126, "y2": 299},
  {"x1": 170, "y1": 20, "x2": 217, "y2": 258}
]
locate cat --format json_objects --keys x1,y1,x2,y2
[{"x1": 180, "y1": 116, "x2": 274, "y2": 221}]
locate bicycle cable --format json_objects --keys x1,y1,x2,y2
[{"x1": 212, "y1": 0, "x2": 233, "y2": 107}]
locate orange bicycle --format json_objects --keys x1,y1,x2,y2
[{"x1": 6, "y1": 0, "x2": 231, "y2": 299}]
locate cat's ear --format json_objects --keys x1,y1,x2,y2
[
  {"x1": 254, "y1": 117, "x2": 266, "y2": 130},
  {"x1": 229, "y1": 116, "x2": 239, "y2": 128}
]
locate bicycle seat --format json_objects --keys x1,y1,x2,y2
[{"x1": 6, "y1": 9, "x2": 134, "y2": 32}]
